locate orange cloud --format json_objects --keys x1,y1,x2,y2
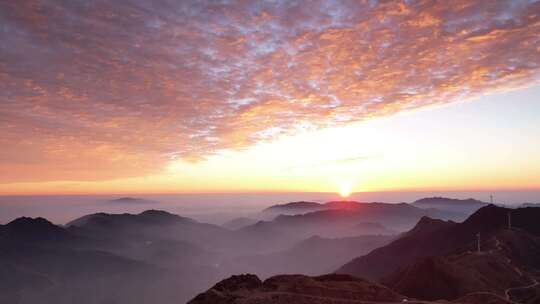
[{"x1": 0, "y1": 0, "x2": 539, "y2": 182}]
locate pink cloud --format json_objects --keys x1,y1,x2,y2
[{"x1": 0, "y1": 0, "x2": 539, "y2": 182}]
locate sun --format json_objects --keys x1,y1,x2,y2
[{"x1": 338, "y1": 184, "x2": 352, "y2": 198}]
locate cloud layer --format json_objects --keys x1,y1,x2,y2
[{"x1": 1, "y1": 0, "x2": 540, "y2": 182}]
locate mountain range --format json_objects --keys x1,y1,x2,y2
[
  {"x1": 2, "y1": 197, "x2": 535, "y2": 304},
  {"x1": 0, "y1": 211, "x2": 222, "y2": 304},
  {"x1": 190, "y1": 204, "x2": 540, "y2": 304},
  {"x1": 0, "y1": 202, "x2": 403, "y2": 303},
  {"x1": 249, "y1": 201, "x2": 465, "y2": 239},
  {"x1": 411, "y1": 197, "x2": 488, "y2": 214}
]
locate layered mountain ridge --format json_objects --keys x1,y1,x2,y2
[{"x1": 3, "y1": 198, "x2": 537, "y2": 304}]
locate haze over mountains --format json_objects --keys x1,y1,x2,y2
[
  {"x1": 0, "y1": 192, "x2": 535, "y2": 225},
  {"x1": 256, "y1": 199, "x2": 476, "y2": 238},
  {"x1": 2, "y1": 197, "x2": 539, "y2": 304},
  {"x1": 192, "y1": 203, "x2": 540, "y2": 304},
  {"x1": 264, "y1": 197, "x2": 487, "y2": 218}
]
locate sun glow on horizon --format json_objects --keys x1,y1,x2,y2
[
  {"x1": 338, "y1": 183, "x2": 352, "y2": 198},
  {"x1": 0, "y1": 88, "x2": 539, "y2": 195}
]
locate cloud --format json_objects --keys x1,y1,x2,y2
[{"x1": 0, "y1": 0, "x2": 539, "y2": 182}]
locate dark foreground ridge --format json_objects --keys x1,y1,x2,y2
[
  {"x1": 188, "y1": 273, "x2": 513, "y2": 304},
  {"x1": 188, "y1": 273, "x2": 404, "y2": 304}
]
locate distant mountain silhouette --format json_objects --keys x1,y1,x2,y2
[
  {"x1": 263, "y1": 201, "x2": 325, "y2": 214},
  {"x1": 412, "y1": 197, "x2": 488, "y2": 214},
  {"x1": 323, "y1": 200, "x2": 368, "y2": 210},
  {"x1": 264, "y1": 200, "x2": 403, "y2": 214},
  {"x1": 106, "y1": 197, "x2": 160, "y2": 204},
  {"x1": 263, "y1": 197, "x2": 481, "y2": 219},
  {"x1": 65, "y1": 209, "x2": 235, "y2": 251},
  {"x1": 2, "y1": 217, "x2": 71, "y2": 242},
  {"x1": 519, "y1": 202, "x2": 540, "y2": 208},
  {"x1": 67, "y1": 209, "x2": 194, "y2": 228},
  {"x1": 244, "y1": 202, "x2": 459, "y2": 239},
  {"x1": 413, "y1": 197, "x2": 487, "y2": 206}
]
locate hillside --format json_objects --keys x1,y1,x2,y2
[
  {"x1": 0, "y1": 217, "x2": 219, "y2": 304},
  {"x1": 337, "y1": 205, "x2": 540, "y2": 280},
  {"x1": 382, "y1": 228, "x2": 540, "y2": 301},
  {"x1": 0, "y1": 208, "x2": 398, "y2": 303},
  {"x1": 188, "y1": 273, "x2": 513, "y2": 304},
  {"x1": 188, "y1": 273, "x2": 406, "y2": 304},
  {"x1": 338, "y1": 205, "x2": 540, "y2": 302},
  {"x1": 337, "y1": 216, "x2": 457, "y2": 280}
]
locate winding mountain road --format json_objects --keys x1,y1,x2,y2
[{"x1": 491, "y1": 237, "x2": 539, "y2": 302}]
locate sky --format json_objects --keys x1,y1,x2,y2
[{"x1": 1, "y1": 0, "x2": 540, "y2": 195}]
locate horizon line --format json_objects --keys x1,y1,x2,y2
[{"x1": 1, "y1": 188, "x2": 540, "y2": 197}]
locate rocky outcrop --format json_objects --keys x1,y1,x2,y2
[{"x1": 187, "y1": 273, "x2": 405, "y2": 304}]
